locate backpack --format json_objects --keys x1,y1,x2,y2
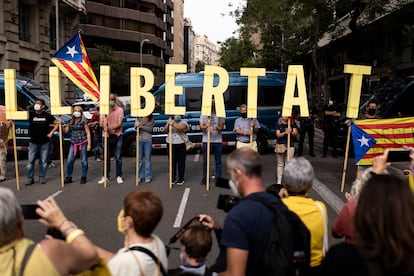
[{"x1": 247, "y1": 195, "x2": 311, "y2": 276}]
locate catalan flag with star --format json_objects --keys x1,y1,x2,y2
[
  {"x1": 51, "y1": 32, "x2": 100, "y2": 101},
  {"x1": 354, "y1": 117, "x2": 414, "y2": 165}
]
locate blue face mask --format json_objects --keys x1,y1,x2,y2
[{"x1": 174, "y1": 115, "x2": 181, "y2": 121}]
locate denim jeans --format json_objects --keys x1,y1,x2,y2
[
  {"x1": 27, "y1": 142, "x2": 49, "y2": 179},
  {"x1": 202, "y1": 142, "x2": 222, "y2": 183},
  {"x1": 139, "y1": 141, "x2": 152, "y2": 180},
  {"x1": 65, "y1": 143, "x2": 88, "y2": 178},
  {"x1": 104, "y1": 135, "x2": 123, "y2": 178}
]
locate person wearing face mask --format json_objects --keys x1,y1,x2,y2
[
  {"x1": 164, "y1": 115, "x2": 189, "y2": 186},
  {"x1": 233, "y1": 104, "x2": 261, "y2": 151},
  {"x1": 355, "y1": 99, "x2": 381, "y2": 179},
  {"x1": 360, "y1": 99, "x2": 380, "y2": 120},
  {"x1": 26, "y1": 98, "x2": 60, "y2": 185},
  {"x1": 98, "y1": 93, "x2": 125, "y2": 184},
  {"x1": 322, "y1": 98, "x2": 342, "y2": 158},
  {"x1": 203, "y1": 148, "x2": 285, "y2": 275},
  {"x1": 96, "y1": 190, "x2": 168, "y2": 276},
  {"x1": 63, "y1": 106, "x2": 91, "y2": 184},
  {"x1": 199, "y1": 99, "x2": 225, "y2": 186}
]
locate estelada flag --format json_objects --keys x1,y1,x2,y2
[
  {"x1": 355, "y1": 117, "x2": 414, "y2": 165},
  {"x1": 51, "y1": 32, "x2": 100, "y2": 101},
  {"x1": 351, "y1": 123, "x2": 377, "y2": 164}
]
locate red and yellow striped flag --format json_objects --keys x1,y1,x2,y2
[
  {"x1": 355, "y1": 117, "x2": 414, "y2": 165},
  {"x1": 51, "y1": 33, "x2": 99, "y2": 101}
]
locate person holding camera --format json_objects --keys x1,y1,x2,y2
[
  {"x1": 202, "y1": 148, "x2": 284, "y2": 275},
  {"x1": 0, "y1": 187, "x2": 98, "y2": 275}
]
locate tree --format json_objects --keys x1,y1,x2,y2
[
  {"x1": 195, "y1": 60, "x2": 205, "y2": 73},
  {"x1": 90, "y1": 44, "x2": 127, "y2": 94},
  {"x1": 218, "y1": 36, "x2": 257, "y2": 71}
]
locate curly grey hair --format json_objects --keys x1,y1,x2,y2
[{"x1": 0, "y1": 187, "x2": 22, "y2": 246}]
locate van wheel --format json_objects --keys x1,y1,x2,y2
[
  {"x1": 257, "y1": 134, "x2": 268, "y2": 155},
  {"x1": 123, "y1": 135, "x2": 136, "y2": 157}
]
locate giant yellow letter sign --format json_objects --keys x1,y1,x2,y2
[
  {"x1": 130, "y1": 67, "x2": 155, "y2": 117},
  {"x1": 165, "y1": 64, "x2": 187, "y2": 115},
  {"x1": 99, "y1": 65, "x2": 111, "y2": 115},
  {"x1": 344, "y1": 64, "x2": 372, "y2": 118},
  {"x1": 241, "y1": 68, "x2": 266, "y2": 118},
  {"x1": 4, "y1": 69, "x2": 28, "y2": 120},
  {"x1": 49, "y1": 67, "x2": 72, "y2": 115},
  {"x1": 282, "y1": 65, "x2": 309, "y2": 117},
  {"x1": 201, "y1": 65, "x2": 228, "y2": 117}
]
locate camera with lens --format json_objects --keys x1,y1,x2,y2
[
  {"x1": 217, "y1": 194, "x2": 240, "y2": 213},
  {"x1": 215, "y1": 177, "x2": 240, "y2": 212}
]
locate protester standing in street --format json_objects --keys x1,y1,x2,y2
[
  {"x1": 234, "y1": 104, "x2": 261, "y2": 151},
  {"x1": 164, "y1": 115, "x2": 189, "y2": 186},
  {"x1": 135, "y1": 114, "x2": 154, "y2": 183},
  {"x1": 98, "y1": 93, "x2": 124, "y2": 184},
  {"x1": 322, "y1": 98, "x2": 342, "y2": 158},
  {"x1": 26, "y1": 98, "x2": 59, "y2": 185},
  {"x1": 298, "y1": 105, "x2": 318, "y2": 157},
  {"x1": 199, "y1": 99, "x2": 225, "y2": 185},
  {"x1": 0, "y1": 105, "x2": 11, "y2": 182},
  {"x1": 63, "y1": 106, "x2": 91, "y2": 184},
  {"x1": 89, "y1": 103, "x2": 102, "y2": 162},
  {"x1": 275, "y1": 116, "x2": 298, "y2": 184}
]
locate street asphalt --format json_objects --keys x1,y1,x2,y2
[{"x1": 0, "y1": 128, "x2": 409, "y2": 268}]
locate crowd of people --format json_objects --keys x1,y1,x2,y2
[
  {"x1": 2, "y1": 147, "x2": 414, "y2": 275},
  {"x1": 2, "y1": 96, "x2": 414, "y2": 275}
]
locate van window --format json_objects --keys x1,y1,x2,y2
[{"x1": 185, "y1": 87, "x2": 202, "y2": 111}]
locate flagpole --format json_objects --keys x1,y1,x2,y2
[
  {"x1": 340, "y1": 123, "x2": 352, "y2": 192},
  {"x1": 169, "y1": 122, "x2": 173, "y2": 189},
  {"x1": 55, "y1": 0, "x2": 59, "y2": 49}
]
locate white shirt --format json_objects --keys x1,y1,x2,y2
[{"x1": 108, "y1": 234, "x2": 168, "y2": 276}]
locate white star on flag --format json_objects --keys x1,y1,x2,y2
[
  {"x1": 357, "y1": 135, "x2": 371, "y2": 147},
  {"x1": 66, "y1": 45, "x2": 78, "y2": 58}
]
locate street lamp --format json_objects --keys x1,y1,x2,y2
[{"x1": 140, "y1": 39, "x2": 150, "y2": 67}]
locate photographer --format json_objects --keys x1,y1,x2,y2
[
  {"x1": 199, "y1": 148, "x2": 284, "y2": 275},
  {"x1": 0, "y1": 187, "x2": 98, "y2": 275}
]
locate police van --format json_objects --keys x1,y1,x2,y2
[
  {"x1": 0, "y1": 74, "x2": 70, "y2": 158},
  {"x1": 121, "y1": 71, "x2": 286, "y2": 155}
]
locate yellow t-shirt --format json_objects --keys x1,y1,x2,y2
[
  {"x1": 0, "y1": 238, "x2": 60, "y2": 276},
  {"x1": 282, "y1": 196, "x2": 327, "y2": 267}
]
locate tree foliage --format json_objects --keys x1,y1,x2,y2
[{"x1": 218, "y1": 37, "x2": 256, "y2": 71}]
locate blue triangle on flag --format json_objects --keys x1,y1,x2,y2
[
  {"x1": 52, "y1": 33, "x2": 82, "y2": 62},
  {"x1": 351, "y1": 123, "x2": 377, "y2": 163}
]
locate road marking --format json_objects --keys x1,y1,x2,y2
[
  {"x1": 313, "y1": 178, "x2": 345, "y2": 214},
  {"x1": 173, "y1": 188, "x2": 191, "y2": 228}
]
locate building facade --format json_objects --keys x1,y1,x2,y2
[
  {"x1": 193, "y1": 34, "x2": 220, "y2": 70},
  {"x1": 79, "y1": 0, "x2": 175, "y2": 92},
  {"x1": 0, "y1": 0, "x2": 86, "y2": 87}
]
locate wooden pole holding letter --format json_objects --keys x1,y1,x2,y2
[
  {"x1": 169, "y1": 122, "x2": 173, "y2": 189},
  {"x1": 135, "y1": 121, "x2": 140, "y2": 187},
  {"x1": 206, "y1": 117, "x2": 211, "y2": 191},
  {"x1": 11, "y1": 121, "x2": 20, "y2": 191},
  {"x1": 58, "y1": 118, "x2": 64, "y2": 188},
  {"x1": 104, "y1": 116, "x2": 108, "y2": 188},
  {"x1": 341, "y1": 124, "x2": 352, "y2": 192},
  {"x1": 287, "y1": 119, "x2": 291, "y2": 161}
]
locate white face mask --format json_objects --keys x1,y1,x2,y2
[
  {"x1": 73, "y1": 111, "x2": 81, "y2": 118},
  {"x1": 34, "y1": 104, "x2": 42, "y2": 111},
  {"x1": 174, "y1": 115, "x2": 181, "y2": 121},
  {"x1": 229, "y1": 180, "x2": 241, "y2": 197},
  {"x1": 328, "y1": 100, "x2": 333, "y2": 106},
  {"x1": 109, "y1": 100, "x2": 115, "y2": 106}
]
